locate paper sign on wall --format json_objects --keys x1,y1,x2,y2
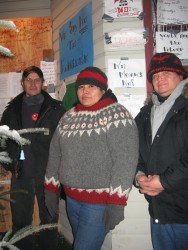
[
  {"x1": 59, "y1": 2, "x2": 93, "y2": 80},
  {"x1": 108, "y1": 58, "x2": 146, "y2": 117},
  {"x1": 104, "y1": 0, "x2": 142, "y2": 18},
  {"x1": 105, "y1": 28, "x2": 146, "y2": 50},
  {"x1": 117, "y1": 94, "x2": 146, "y2": 118},
  {"x1": 0, "y1": 74, "x2": 9, "y2": 98},
  {"x1": 157, "y1": 0, "x2": 188, "y2": 25},
  {"x1": 40, "y1": 61, "x2": 57, "y2": 87},
  {"x1": 0, "y1": 72, "x2": 22, "y2": 118},
  {"x1": 8, "y1": 72, "x2": 22, "y2": 98},
  {"x1": 108, "y1": 58, "x2": 146, "y2": 89},
  {"x1": 156, "y1": 31, "x2": 188, "y2": 59}
]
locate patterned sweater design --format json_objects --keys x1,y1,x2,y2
[{"x1": 45, "y1": 101, "x2": 139, "y2": 205}]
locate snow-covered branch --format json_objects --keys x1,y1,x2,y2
[
  {"x1": 0, "y1": 125, "x2": 49, "y2": 164},
  {"x1": 0, "y1": 125, "x2": 30, "y2": 147}
]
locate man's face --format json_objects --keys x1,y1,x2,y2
[
  {"x1": 152, "y1": 71, "x2": 183, "y2": 97},
  {"x1": 21, "y1": 72, "x2": 43, "y2": 97}
]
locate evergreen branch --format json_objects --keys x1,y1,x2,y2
[
  {"x1": 17, "y1": 128, "x2": 49, "y2": 135},
  {"x1": 0, "y1": 20, "x2": 17, "y2": 31},
  {"x1": 2, "y1": 230, "x2": 12, "y2": 242},
  {"x1": 0, "y1": 152, "x2": 9, "y2": 157},
  {"x1": 0, "y1": 196, "x2": 15, "y2": 204},
  {"x1": 0, "y1": 241, "x2": 20, "y2": 250},
  {"x1": 0, "y1": 152, "x2": 12, "y2": 163},
  {"x1": 0, "y1": 126, "x2": 49, "y2": 165},
  {"x1": 9, "y1": 224, "x2": 58, "y2": 244},
  {"x1": 0, "y1": 138, "x2": 7, "y2": 148},
  {"x1": 0, "y1": 189, "x2": 28, "y2": 199},
  {"x1": 0, "y1": 127, "x2": 49, "y2": 150},
  {"x1": 0, "y1": 45, "x2": 14, "y2": 57},
  {"x1": 0, "y1": 126, "x2": 30, "y2": 146},
  {"x1": 0, "y1": 189, "x2": 28, "y2": 209}
]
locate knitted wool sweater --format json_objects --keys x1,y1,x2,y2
[{"x1": 44, "y1": 96, "x2": 139, "y2": 206}]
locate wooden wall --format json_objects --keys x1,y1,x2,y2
[{"x1": 0, "y1": 17, "x2": 52, "y2": 73}]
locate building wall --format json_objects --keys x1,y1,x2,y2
[{"x1": 51, "y1": 0, "x2": 153, "y2": 249}]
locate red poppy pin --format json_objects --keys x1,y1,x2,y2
[{"x1": 32, "y1": 113, "x2": 38, "y2": 121}]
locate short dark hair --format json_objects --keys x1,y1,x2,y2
[{"x1": 22, "y1": 66, "x2": 44, "y2": 82}]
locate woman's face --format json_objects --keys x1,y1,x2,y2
[{"x1": 77, "y1": 84, "x2": 105, "y2": 107}]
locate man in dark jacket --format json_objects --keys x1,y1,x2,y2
[
  {"x1": 0, "y1": 66, "x2": 65, "y2": 250},
  {"x1": 135, "y1": 52, "x2": 188, "y2": 250}
]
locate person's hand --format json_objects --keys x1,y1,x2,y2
[
  {"x1": 136, "y1": 175, "x2": 164, "y2": 196},
  {"x1": 44, "y1": 190, "x2": 59, "y2": 218},
  {"x1": 103, "y1": 204, "x2": 124, "y2": 232},
  {"x1": 136, "y1": 175, "x2": 149, "y2": 185}
]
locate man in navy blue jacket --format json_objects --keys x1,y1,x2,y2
[{"x1": 135, "y1": 52, "x2": 188, "y2": 250}]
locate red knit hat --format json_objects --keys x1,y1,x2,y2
[
  {"x1": 76, "y1": 66, "x2": 108, "y2": 91},
  {"x1": 147, "y1": 52, "x2": 188, "y2": 83}
]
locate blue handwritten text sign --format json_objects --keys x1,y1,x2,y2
[{"x1": 59, "y1": 2, "x2": 93, "y2": 80}]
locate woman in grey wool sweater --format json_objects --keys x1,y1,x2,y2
[{"x1": 44, "y1": 66, "x2": 139, "y2": 250}]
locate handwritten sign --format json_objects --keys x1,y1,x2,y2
[
  {"x1": 156, "y1": 31, "x2": 188, "y2": 59},
  {"x1": 0, "y1": 17, "x2": 52, "y2": 73},
  {"x1": 59, "y1": 2, "x2": 93, "y2": 80},
  {"x1": 40, "y1": 61, "x2": 56, "y2": 86},
  {"x1": 157, "y1": 0, "x2": 188, "y2": 24},
  {"x1": 104, "y1": 0, "x2": 142, "y2": 18},
  {"x1": 108, "y1": 58, "x2": 146, "y2": 89},
  {"x1": 105, "y1": 28, "x2": 146, "y2": 50},
  {"x1": 117, "y1": 94, "x2": 146, "y2": 118}
]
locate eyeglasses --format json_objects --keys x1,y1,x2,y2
[{"x1": 24, "y1": 77, "x2": 42, "y2": 84}]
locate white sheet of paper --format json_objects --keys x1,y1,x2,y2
[
  {"x1": 156, "y1": 31, "x2": 188, "y2": 59},
  {"x1": 0, "y1": 74, "x2": 9, "y2": 98},
  {"x1": 105, "y1": 29, "x2": 146, "y2": 50},
  {"x1": 40, "y1": 61, "x2": 57, "y2": 86},
  {"x1": 116, "y1": 93, "x2": 146, "y2": 118},
  {"x1": 108, "y1": 58, "x2": 146, "y2": 89},
  {"x1": 104, "y1": 0, "x2": 142, "y2": 18},
  {"x1": 8, "y1": 72, "x2": 22, "y2": 98},
  {"x1": 157, "y1": 0, "x2": 188, "y2": 24}
]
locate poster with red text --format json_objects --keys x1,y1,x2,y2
[{"x1": 104, "y1": 0, "x2": 143, "y2": 18}]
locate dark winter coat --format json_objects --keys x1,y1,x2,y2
[
  {"x1": 0, "y1": 90, "x2": 65, "y2": 181},
  {"x1": 135, "y1": 82, "x2": 188, "y2": 224}
]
